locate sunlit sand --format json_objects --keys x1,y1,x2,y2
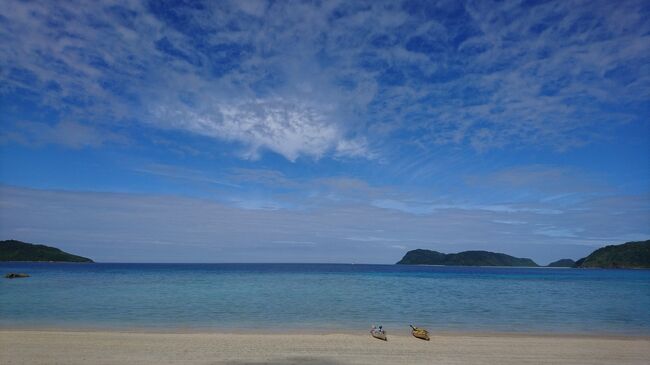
[{"x1": 1, "y1": 330, "x2": 649, "y2": 365}]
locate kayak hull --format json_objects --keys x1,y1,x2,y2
[
  {"x1": 410, "y1": 326, "x2": 430, "y2": 341},
  {"x1": 371, "y1": 331, "x2": 387, "y2": 341},
  {"x1": 411, "y1": 331, "x2": 430, "y2": 341}
]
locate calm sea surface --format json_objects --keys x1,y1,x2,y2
[{"x1": 1, "y1": 263, "x2": 649, "y2": 335}]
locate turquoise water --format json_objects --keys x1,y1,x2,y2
[{"x1": 1, "y1": 263, "x2": 649, "y2": 335}]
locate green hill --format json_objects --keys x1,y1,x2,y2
[
  {"x1": 396, "y1": 249, "x2": 538, "y2": 267},
  {"x1": 0, "y1": 240, "x2": 93, "y2": 262},
  {"x1": 576, "y1": 240, "x2": 650, "y2": 269},
  {"x1": 546, "y1": 259, "x2": 576, "y2": 267}
]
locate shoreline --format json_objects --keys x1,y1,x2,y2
[
  {"x1": 2, "y1": 329, "x2": 649, "y2": 365},
  {"x1": 2, "y1": 325, "x2": 650, "y2": 340}
]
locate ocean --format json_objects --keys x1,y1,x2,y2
[{"x1": 1, "y1": 263, "x2": 649, "y2": 335}]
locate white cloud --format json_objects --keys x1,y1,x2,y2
[{"x1": 152, "y1": 98, "x2": 370, "y2": 161}]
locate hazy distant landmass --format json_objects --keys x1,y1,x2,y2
[
  {"x1": 574, "y1": 240, "x2": 650, "y2": 269},
  {"x1": 0, "y1": 240, "x2": 93, "y2": 262},
  {"x1": 546, "y1": 259, "x2": 576, "y2": 267},
  {"x1": 396, "y1": 249, "x2": 538, "y2": 267}
]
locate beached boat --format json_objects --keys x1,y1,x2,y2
[
  {"x1": 370, "y1": 330, "x2": 387, "y2": 341},
  {"x1": 370, "y1": 326, "x2": 387, "y2": 341},
  {"x1": 410, "y1": 325, "x2": 429, "y2": 341}
]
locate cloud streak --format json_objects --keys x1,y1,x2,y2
[
  {"x1": 1, "y1": 183, "x2": 647, "y2": 264},
  {"x1": 1, "y1": 120, "x2": 127, "y2": 149}
]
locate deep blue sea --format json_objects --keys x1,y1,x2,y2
[{"x1": 1, "y1": 263, "x2": 649, "y2": 335}]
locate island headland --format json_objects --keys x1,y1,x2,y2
[{"x1": 0, "y1": 239, "x2": 93, "y2": 263}]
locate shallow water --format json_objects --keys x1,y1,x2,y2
[{"x1": 1, "y1": 263, "x2": 649, "y2": 335}]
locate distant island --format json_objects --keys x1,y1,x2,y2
[
  {"x1": 574, "y1": 240, "x2": 650, "y2": 269},
  {"x1": 547, "y1": 259, "x2": 576, "y2": 267},
  {"x1": 396, "y1": 249, "x2": 538, "y2": 267},
  {"x1": 0, "y1": 240, "x2": 93, "y2": 262},
  {"x1": 397, "y1": 240, "x2": 650, "y2": 269}
]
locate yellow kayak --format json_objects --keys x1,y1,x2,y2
[{"x1": 410, "y1": 325, "x2": 430, "y2": 341}]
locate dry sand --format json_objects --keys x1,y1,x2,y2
[{"x1": 1, "y1": 330, "x2": 649, "y2": 365}]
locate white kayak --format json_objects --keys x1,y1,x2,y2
[{"x1": 371, "y1": 329, "x2": 387, "y2": 341}]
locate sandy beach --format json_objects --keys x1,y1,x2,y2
[{"x1": 1, "y1": 330, "x2": 649, "y2": 365}]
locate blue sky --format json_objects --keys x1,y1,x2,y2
[{"x1": 0, "y1": 0, "x2": 648, "y2": 264}]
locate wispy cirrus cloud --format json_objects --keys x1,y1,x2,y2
[{"x1": 1, "y1": 0, "x2": 648, "y2": 161}]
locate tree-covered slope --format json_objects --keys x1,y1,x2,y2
[
  {"x1": 396, "y1": 249, "x2": 447, "y2": 265},
  {"x1": 0, "y1": 240, "x2": 93, "y2": 262},
  {"x1": 397, "y1": 249, "x2": 538, "y2": 267},
  {"x1": 576, "y1": 240, "x2": 650, "y2": 269}
]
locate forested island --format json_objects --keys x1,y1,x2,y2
[
  {"x1": 397, "y1": 240, "x2": 650, "y2": 269},
  {"x1": 574, "y1": 240, "x2": 650, "y2": 269},
  {"x1": 396, "y1": 249, "x2": 538, "y2": 267},
  {"x1": 0, "y1": 240, "x2": 93, "y2": 262}
]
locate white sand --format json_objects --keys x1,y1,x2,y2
[{"x1": 1, "y1": 330, "x2": 649, "y2": 364}]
